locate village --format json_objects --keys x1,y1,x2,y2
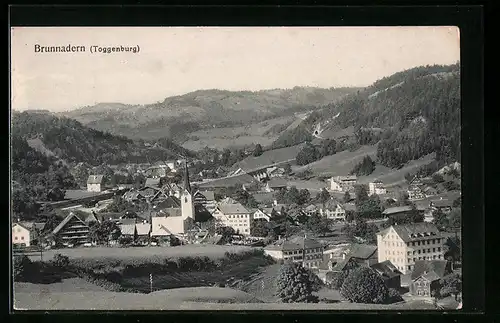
[{"x1": 12, "y1": 149, "x2": 462, "y2": 309}]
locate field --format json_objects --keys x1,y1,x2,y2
[
  {"x1": 181, "y1": 116, "x2": 297, "y2": 151},
  {"x1": 293, "y1": 144, "x2": 436, "y2": 187},
  {"x1": 13, "y1": 279, "x2": 440, "y2": 310},
  {"x1": 24, "y1": 245, "x2": 254, "y2": 262}
]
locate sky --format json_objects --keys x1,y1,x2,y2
[{"x1": 11, "y1": 27, "x2": 460, "y2": 112}]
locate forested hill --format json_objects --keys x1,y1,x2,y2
[
  {"x1": 11, "y1": 111, "x2": 195, "y2": 166},
  {"x1": 271, "y1": 63, "x2": 461, "y2": 167},
  {"x1": 61, "y1": 87, "x2": 359, "y2": 141}
]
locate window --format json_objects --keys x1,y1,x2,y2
[
  {"x1": 437, "y1": 247, "x2": 441, "y2": 252},
  {"x1": 21, "y1": 236, "x2": 24, "y2": 240},
  {"x1": 407, "y1": 251, "x2": 411, "y2": 256},
  {"x1": 433, "y1": 248, "x2": 436, "y2": 252},
  {"x1": 408, "y1": 265, "x2": 411, "y2": 271},
  {"x1": 14, "y1": 236, "x2": 18, "y2": 240},
  {"x1": 418, "y1": 250, "x2": 421, "y2": 254},
  {"x1": 413, "y1": 258, "x2": 416, "y2": 262}
]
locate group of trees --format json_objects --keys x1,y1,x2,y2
[
  {"x1": 275, "y1": 186, "x2": 312, "y2": 205},
  {"x1": 350, "y1": 156, "x2": 376, "y2": 176},
  {"x1": 433, "y1": 208, "x2": 461, "y2": 232},
  {"x1": 295, "y1": 139, "x2": 337, "y2": 166}
]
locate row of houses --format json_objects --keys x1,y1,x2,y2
[{"x1": 263, "y1": 221, "x2": 455, "y2": 299}]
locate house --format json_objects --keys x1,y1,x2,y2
[
  {"x1": 12, "y1": 222, "x2": 44, "y2": 247},
  {"x1": 407, "y1": 177, "x2": 426, "y2": 201},
  {"x1": 304, "y1": 204, "x2": 319, "y2": 217},
  {"x1": 342, "y1": 243, "x2": 378, "y2": 267},
  {"x1": 253, "y1": 209, "x2": 272, "y2": 222},
  {"x1": 330, "y1": 175, "x2": 357, "y2": 192},
  {"x1": 135, "y1": 223, "x2": 151, "y2": 245},
  {"x1": 51, "y1": 212, "x2": 96, "y2": 246},
  {"x1": 264, "y1": 236, "x2": 324, "y2": 269},
  {"x1": 370, "y1": 260, "x2": 402, "y2": 289},
  {"x1": 423, "y1": 186, "x2": 438, "y2": 198},
  {"x1": 145, "y1": 163, "x2": 170, "y2": 178},
  {"x1": 376, "y1": 222, "x2": 446, "y2": 274},
  {"x1": 251, "y1": 192, "x2": 276, "y2": 207},
  {"x1": 368, "y1": 180, "x2": 387, "y2": 196},
  {"x1": 331, "y1": 257, "x2": 359, "y2": 273},
  {"x1": 144, "y1": 177, "x2": 161, "y2": 188},
  {"x1": 319, "y1": 200, "x2": 346, "y2": 221},
  {"x1": 264, "y1": 178, "x2": 288, "y2": 192},
  {"x1": 193, "y1": 190, "x2": 216, "y2": 212},
  {"x1": 267, "y1": 166, "x2": 286, "y2": 178},
  {"x1": 323, "y1": 243, "x2": 351, "y2": 262},
  {"x1": 429, "y1": 198, "x2": 453, "y2": 214},
  {"x1": 122, "y1": 190, "x2": 145, "y2": 203},
  {"x1": 87, "y1": 175, "x2": 104, "y2": 192},
  {"x1": 198, "y1": 173, "x2": 256, "y2": 190},
  {"x1": 410, "y1": 260, "x2": 452, "y2": 297},
  {"x1": 119, "y1": 223, "x2": 137, "y2": 241},
  {"x1": 212, "y1": 203, "x2": 253, "y2": 235},
  {"x1": 137, "y1": 186, "x2": 160, "y2": 199}
]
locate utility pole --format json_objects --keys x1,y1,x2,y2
[{"x1": 150, "y1": 273, "x2": 153, "y2": 293}]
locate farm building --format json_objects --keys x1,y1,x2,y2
[
  {"x1": 370, "y1": 260, "x2": 402, "y2": 289},
  {"x1": 51, "y1": 212, "x2": 98, "y2": 246},
  {"x1": 87, "y1": 175, "x2": 104, "y2": 192},
  {"x1": 264, "y1": 178, "x2": 288, "y2": 192}
]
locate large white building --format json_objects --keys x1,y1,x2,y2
[
  {"x1": 319, "y1": 200, "x2": 347, "y2": 221},
  {"x1": 368, "y1": 180, "x2": 387, "y2": 196},
  {"x1": 212, "y1": 203, "x2": 253, "y2": 235},
  {"x1": 376, "y1": 223, "x2": 445, "y2": 275},
  {"x1": 264, "y1": 236, "x2": 324, "y2": 269},
  {"x1": 330, "y1": 175, "x2": 357, "y2": 192}
]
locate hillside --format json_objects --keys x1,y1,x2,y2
[
  {"x1": 272, "y1": 63, "x2": 460, "y2": 168},
  {"x1": 11, "y1": 111, "x2": 194, "y2": 166},
  {"x1": 61, "y1": 87, "x2": 359, "y2": 142}
]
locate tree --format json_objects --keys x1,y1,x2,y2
[
  {"x1": 357, "y1": 194, "x2": 383, "y2": 219},
  {"x1": 296, "y1": 143, "x2": 320, "y2": 166},
  {"x1": 340, "y1": 267, "x2": 390, "y2": 304},
  {"x1": 298, "y1": 189, "x2": 311, "y2": 205},
  {"x1": 329, "y1": 269, "x2": 353, "y2": 290},
  {"x1": 306, "y1": 214, "x2": 331, "y2": 236},
  {"x1": 316, "y1": 188, "x2": 331, "y2": 205},
  {"x1": 253, "y1": 144, "x2": 263, "y2": 157},
  {"x1": 439, "y1": 273, "x2": 462, "y2": 301},
  {"x1": 275, "y1": 262, "x2": 319, "y2": 303},
  {"x1": 343, "y1": 191, "x2": 352, "y2": 203},
  {"x1": 433, "y1": 209, "x2": 448, "y2": 230},
  {"x1": 354, "y1": 185, "x2": 369, "y2": 207},
  {"x1": 13, "y1": 255, "x2": 33, "y2": 281},
  {"x1": 283, "y1": 163, "x2": 292, "y2": 175},
  {"x1": 47, "y1": 187, "x2": 66, "y2": 201},
  {"x1": 343, "y1": 219, "x2": 378, "y2": 244},
  {"x1": 51, "y1": 253, "x2": 70, "y2": 270},
  {"x1": 251, "y1": 219, "x2": 270, "y2": 237},
  {"x1": 350, "y1": 156, "x2": 376, "y2": 176},
  {"x1": 92, "y1": 220, "x2": 121, "y2": 245}
]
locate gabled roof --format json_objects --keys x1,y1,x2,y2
[
  {"x1": 265, "y1": 236, "x2": 322, "y2": 252},
  {"x1": 194, "y1": 190, "x2": 215, "y2": 201},
  {"x1": 156, "y1": 207, "x2": 182, "y2": 217},
  {"x1": 135, "y1": 223, "x2": 151, "y2": 235},
  {"x1": 145, "y1": 177, "x2": 161, "y2": 187},
  {"x1": 267, "y1": 178, "x2": 288, "y2": 188},
  {"x1": 52, "y1": 212, "x2": 88, "y2": 235},
  {"x1": 391, "y1": 223, "x2": 441, "y2": 242},
  {"x1": 119, "y1": 223, "x2": 136, "y2": 235},
  {"x1": 153, "y1": 196, "x2": 181, "y2": 209},
  {"x1": 324, "y1": 199, "x2": 343, "y2": 210},
  {"x1": 87, "y1": 175, "x2": 104, "y2": 184},
  {"x1": 411, "y1": 260, "x2": 450, "y2": 281},
  {"x1": 371, "y1": 260, "x2": 401, "y2": 279},
  {"x1": 345, "y1": 244, "x2": 378, "y2": 260},
  {"x1": 331, "y1": 257, "x2": 358, "y2": 271},
  {"x1": 304, "y1": 204, "x2": 318, "y2": 212},
  {"x1": 252, "y1": 192, "x2": 275, "y2": 203},
  {"x1": 217, "y1": 203, "x2": 251, "y2": 215},
  {"x1": 430, "y1": 199, "x2": 453, "y2": 208}
]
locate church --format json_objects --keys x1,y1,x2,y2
[{"x1": 150, "y1": 162, "x2": 196, "y2": 242}]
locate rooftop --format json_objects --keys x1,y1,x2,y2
[
  {"x1": 378, "y1": 222, "x2": 441, "y2": 242},
  {"x1": 265, "y1": 236, "x2": 322, "y2": 252},
  {"x1": 344, "y1": 244, "x2": 378, "y2": 260},
  {"x1": 411, "y1": 260, "x2": 450, "y2": 281},
  {"x1": 87, "y1": 175, "x2": 104, "y2": 184},
  {"x1": 217, "y1": 203, "x2": 251, "y2": 215}
]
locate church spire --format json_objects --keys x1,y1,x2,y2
[{"x1": 183, "y1": 160, "x2": 191, "y2": 193}]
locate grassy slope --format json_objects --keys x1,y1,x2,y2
[
  {"x1": 293, "y1": 144, "x2": 436, "y2": 188},
  {"x1": 25, "y1": 245, "x2": 253, "y2": 262}
]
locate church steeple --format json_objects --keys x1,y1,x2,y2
[{"x1": 183, "y1": 160, "x2": 191, "y2": 193}]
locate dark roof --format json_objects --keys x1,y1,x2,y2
[
  {"x1": 217, "y1": 203, "x2": 251, "y2": 215},
  {"x1": 265, "y1": 236, "x2": 322, "y2": 252},
  {"x1": 145, "y1": 177, "x2": 161, "y2": 187},
  {"x1": 52, "y1": 212, "x2": 88, "y2": 235},
  {"x1": 182, "y1": 161, "x2": 192, "y2": 193},
  {"x1": 267, "y1": 178, "x2": 288, "y2": 188},
  {"x1": 430, "y1": 199, "x2": 453, "y2": 208},
  {"x1": 345, "y1": 244, "x2": 378, "y2": 260},
  {"x1": 411, "y1": 260, "x2": 450, "y2": 281},
  {"x1": 231, "y1": 144, "x2": 304, "y2": 173},
  {"x1": 252, "y1": 192, "x2": 275, "y2": 203},
  {"x1": 194, "y1": 190, "x2": 215, "y2": 201},
  {"x1": 153, "y1": 196, "x2": 181, "y2": 209},
  {"x1": 87, "y1": 175, "x2": 104, "y2": 184},
  {"x1": 198, "y1": 173, "x2": 255, "y2": 189},
  {"x1": 382, "y1": 206, "x2": 413, "y2": 215},
  {"x1": 97, "y1": 212, "x2": 124, "y2": 222},
  {"x1": 391, "y1": 223, "x2": 441, "y2": 242},
  {"x1": 331, "y1": 257, "x2": 358, "y2": 272},
  {"x1": 156, "y1": 207, "x2": 182, "y2": 217},
  {"x1": 371, "y1": 260, "x2": 402, "y2": 279}
]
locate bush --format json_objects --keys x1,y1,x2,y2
[
  {"x1": 306, "y1": 269, "x2": 324, "y2": 292},
  {"x1": 340, "y1": 267, "x2": 390, "y2": 304},
  {"x1": 387, "y1": 288, "x2": 403, "y2": 303},
  {"x1": 328, "y1": 270, "x2": 351, "y2": 290},
  {"x1": 13, "y1": 255, "x2": 33, "y2": 281},
  {"x1": 51, "y1": 253, "x2": 70, "y2": 270},
  {"x1": 275, "y1": 262, "x2": 319, "y2": 303}
]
